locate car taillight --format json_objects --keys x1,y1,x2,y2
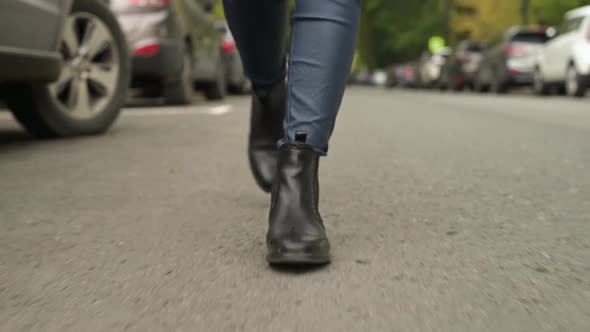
[
  {"x1": 508, "y1": 68, "x2": 521, "y2": 76},
  {"x1": 134, "y1": 43, "x2": 160, "y2": 56},
  {"x1": 128, "y1": 0, "x2": 170, "y2": 7},
  {"x1": 222, "y1": 39, "x2": 235, "y2": 54},
  {"x1": 504, "y1": 45, "x2": 526, "y2": 57}
]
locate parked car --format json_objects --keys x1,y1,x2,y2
[
  {"x1": 418, "y1": 48, "x2": 452, "y2": 88},
  {"x1": 215, "y1": 21, "x2": 251, "y2": 95},
  {"x1": 111, "y1": 0, "x2": 225, "y2": 105},
  {"x1": 387, "y1": 63, "x2": 420, "y2": 88},
  {"x1": 474, "y1": 26, "x2": 552, "y2": 93},
  {"x1": 533, "y1": 6, "x2": 590, "y2": 97},
  {"x1": 352, "y1": 70, "x2": 374, "y2": 86},
  {"x1": 438, "y1": 41, "x2": 486, "y2": 91},
  {"x1": 0, "y1": 0, "x2": 130, "y2": 137},
  {"x1": 372, "y1": 70, "x2": 388, "y2": 87}
]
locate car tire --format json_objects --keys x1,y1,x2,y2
[
  {"x1": 473, "y1": 76, "x2": 489, "y2": 93},
  {"x1": 565, "y1": 64, "x2": 586, "y2": 98},
  {"x1": 204, "y1": 55, "x2": 227, "y2": 100},
  {"x1": 164, "y1": 48, "x2": 194, "y2": 105},
  {"x1": 533, "y1": 68, "x2": 550, "y2": 96},
  {"x1": 447, "y1": 79, "x2": 456, "y2": 92},
  {"x1": 492, "y1": 72, "x2": 509, "y2": 94},
  {"x1": 5, "y1": 0, "x2": 130, "y2": 138},
  {"x1": 555, "y1": 84, "x2": 567, "y2": 96},
  {"x1": 451, "y1": 82, "x2": 464, "y2": 92},
  {"x1": 231, "y1": 79, "x2": 251, "y2": 95}
]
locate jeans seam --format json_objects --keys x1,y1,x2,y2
[{"x1": 285, "y1": 18, "x2": 296, "y2": 143}]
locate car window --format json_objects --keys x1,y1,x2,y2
[
  {"x1": 564, "y1": 17, "x2": 585, "y2": 33},
  {"x1": 464, "y1": 44, "x2": 483, "y2": 52},
  {"x1": 511, "y1": 32, "x2": 549, "y2": 44}
]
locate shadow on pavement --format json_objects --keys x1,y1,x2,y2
[
  {"x1": 269, "y1": 263, "x2": 330, "y2": 275},
  {"x1": 0, "y1": 128, "x2": 35, "y2": 149},
  {"x1": 124, "y1": 90, "x2": 210, "y2": 109}
]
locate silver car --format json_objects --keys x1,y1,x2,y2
[
  {"x1": 111, "y1": 0, "x2": 226, "y2": 104},
  {"x1": 0, "y1": 0, "x2": 130, "y2": 137}
]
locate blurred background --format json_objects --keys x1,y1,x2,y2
[
  {"x1": 355, "y1": 0, "x2": 590, "y2": 68},
  {"x1": 207, "y1": 0, "x2": 590, "y2": 69},
  {"x1": 1, "y1": 1, "x2": 590, "y2": 330}
]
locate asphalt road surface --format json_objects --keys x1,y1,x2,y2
[{"x1": 1, "y1": 88, "x2": 589, "y2": 331}]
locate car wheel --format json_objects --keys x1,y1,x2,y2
[
  {"x1": 232, "y1": 79, "x2": 251, "y2": 95},
  {"x1": 492, "y1": 72, "x2": 509, "y2": 94},
  {"x1": 437, "y1": 72, "x2": 448, "y2": 91},
  {"x1": 565, "y1": 64, "x2": 586, "y2": 98},
  {"x1": 452, "y1": 81, "x2": 464, "y2": 92},
  {"x1": 204, "y1": 55, "x2": 227, "y2": 100},
  {"x1": 447, "y1": 78, "x2": 456, "y2": 92},
  {"x1": 164, "y1": 48, "x2": 193, "y2": 105},
  {"x1": 473, "y1": 75, "x2": 489, "y2": 93},
  {"x1": 5, "y1": 0, "x2": 130, "y2": 138},
  {"x1": 533, "y1": 68, "x2": 550, "y2": 96}
]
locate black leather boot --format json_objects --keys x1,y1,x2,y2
[
  {"x1": 249, "y1": 81, "x2": 286, "y2": 193},
  {"x1": 267, "y1": 132, "x2": 331, "y2": 265}
]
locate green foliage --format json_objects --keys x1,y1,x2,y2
[
  {"x1": 359, "y1": 0, "x2": 590, "y2": 68},
  {"x1": 359, "y1": 0, "x2": 445, "y2": 68},
  {"x1": 212, "y1": 0, "x2": 589, "y2": 68},
  {"x1": 213, "y1": 0, "x2": 224, "y2": 19},
  {"x1": 532, "y1": 0, "x2": 590, "y2": 25}
]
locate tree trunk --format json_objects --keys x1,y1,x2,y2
[{"x1": 521, "y1": 0, "x2": 530, "y2": 25}]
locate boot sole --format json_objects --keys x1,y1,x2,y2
[{"x1": 267, "y1": 252, "x2": 331, "y2": 265}]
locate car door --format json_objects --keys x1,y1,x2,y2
[
  {"x1": 479, "y1": 34, "x2": 502, "y2": 85},
  {"x1": 0, "y1": 0, "x2": 71, "y2": 53},
  {"x1": 559, "y1": 17, "x2": 585, "y2": 77},
  {"x1": 538, "y1": 30, "x2": 558, "y2": 80},
  {"x1": 547, "y1": 17, "x2": 583, "y2": 80}
]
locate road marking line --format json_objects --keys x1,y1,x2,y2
[
  {"x1": 122, "y1": 108, "x2": 209, "y2": 116},
  {"x1": 208, "y1": 105, "x2": 233, "y2": 116},
  {"x1": 122, "y1": 104, "x2": 233, "y2": 117}
]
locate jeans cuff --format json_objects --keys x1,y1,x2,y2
[{"x1": 277, "y1": 139, "x2": 328, "y2": 157}]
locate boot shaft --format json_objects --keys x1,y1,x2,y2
[{"x1": 269, "y1": 141, "x2": 324, "y2": 236}]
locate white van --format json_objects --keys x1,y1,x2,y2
[{"x1": 533, "y1": 6, "x2": 590, "y2": 97}]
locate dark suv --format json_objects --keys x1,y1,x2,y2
[
  {"x1": 111, "y1": 0, "x2": 225, "y2": 104},
  {"x1": 0, "y1": 0, "x2": 130, "y2": 137},
  {"x1": 474, "y1": 26, "x2": 552, "y2": 93}
]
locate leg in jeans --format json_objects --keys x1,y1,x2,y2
[
  {"x1": 223, "y1": 0, "x2": 290, "y2": 193},
  {"x1": 282, "y1": 0, "x2": 360, "y2": 155},
  {"x1": 223, "y1": 0, "x2": 360, "y2": 155},
  {"x1": 222, "y1": 0, "x2": 289, "y2": 92},
  {"x1": 223, "y1": 0, "x2": 360, "y2": 265}
]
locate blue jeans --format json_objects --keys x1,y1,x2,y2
[{"x1": 223, "y1": 0, "x2": 360, "y2": 155}]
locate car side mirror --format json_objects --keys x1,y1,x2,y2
[{"x1": 546, "y1": 27, "x2": 559, "y2": 39}]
